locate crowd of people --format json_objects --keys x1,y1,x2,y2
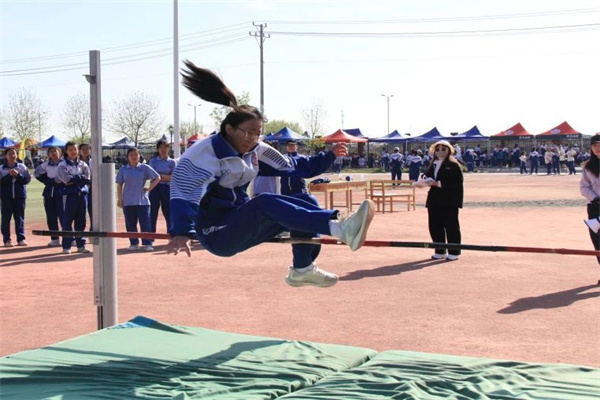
[{"x1": 0, "y1": 140, "x2": 175, "y2": 253}]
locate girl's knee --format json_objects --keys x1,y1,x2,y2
[{"x1": 295, "y1": 193, "x2": 319, "y2": 206}]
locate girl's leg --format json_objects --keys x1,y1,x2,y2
[
  {"x1": 587, "y1": 203, "x2": 600, "y2": 266},
  {"x1": 14, "y1": 199, "x2": 26, "y2": 243},
  {"x1": 427, "y1": 207, "x2": 446, "y2": 256},
  {"x1": 61, "y1": 195, "x2": 76, "y2": 250},
  {"x1": 442, "y1": 207, "x2": 461, "y2": 256},
  {"x1": 138, "y1": 206, "x2": 152, "y2": 246},
  {"x1": 149, "y1": 188, "x2": 160, "y2": 233},
  {"x1": 160, "y1": 184, "x2": 171, "y2": 231},
  {"x1": 123, "y1": 206, "x2": 139, "y2": 246},
  {"x1": 73, "y1": 196, "x2": 87, "y2": 248},
  {"x1": 1, "y1": 198, "x2": 12, "y2": 244}
]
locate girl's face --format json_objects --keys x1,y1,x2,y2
[
  {"x1": 79, "y1": 145, "x2": 90, "y2": 158},
  {"x1": 434, "y1": 145, "x2": 451, "y2": 160},
  {"x1": 224, "y1": 118, "x2": 263, "y2": 154},
  {"x1": 591, "y1": 143, "x2": 600, "y2": 158},
  {"x1": 48, "y1": 148, "x2": 60, "y2": 162},
  {"x1": 158, "y1": 143, "x2": 170, "y2": 158},
  {"x1": 5, "y1": 150, "x2": 17, "y2": 164},
  {"x1": 128, "y1": 150, "x2": 140, "y2": 165},
  {"x1": 66, "y1": 145, "x2": 78, "y2": 160}
]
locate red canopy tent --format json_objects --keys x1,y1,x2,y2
[
  {"x1": 322, "y1": 129, "x2": 368, "y2": 143},
  {"x1": 186, "y1": 133, "x2": 207, "y2": 146},
  {"x1": 536, "y1": 121, "x2": 581, "y2": 139},
  {"x1": 491, "y1": 123, "x2": 534, "y2": 138}
]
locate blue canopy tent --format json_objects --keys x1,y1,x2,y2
[
  {"x1": 0, "y1": 137, "x2": 16, "y2": 149},
  {"x1": 408, "y1": 127, "x2": 447, "y2": 143},
  {"x1": 39, "y1": 135, "x2": 67, "y2": 148},
  {"x1": 109, "y1": 137, "x2": 135, "y2": 149},
  {"x1": 451, "y1": 126, "x2": 488, "y2": 141},
  {"x1": 264, "y1": 127, "x2": 305, "y2": 142},
  {"x1": 344, "y1": 128, "x2": 368, "y2": 139},
  {"x1": 369, "y1": 130, "x2": 411, "y2": 143}
]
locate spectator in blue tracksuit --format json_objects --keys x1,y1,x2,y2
[
  {"x1": 148, "y1": 140, "x2": 176, "y2": 236},
  {"x1": 462, "y1": 148, "x2": 475, "y2": 173},
  {"x1": 406, "y1": 150, "x2": 423, "y2": 181},
  {"x1": 166, "y1": 61, "x2": 375, "y2": 289},
  {"x1": 280, "y1": 140, "x2": 310, "y2": 195},
  {"x1": 34, "y1": 146, "x2": 65, "y2": 247},
  {"x1": 57, "y1": 141, "x2": 91, "y2": 254},
  {"x1": 116, "y1": 147, "x2": 161, "y2": 252},
  {"x1": 1, "y1": 148, "x2": 31, "y2": 247},
  {"x1": 79, "y1": 143, "x2": 93, "y2": 229},
  {"x1": 529, "y1": 148, "x2": 539, "y2": 175},
  {"x1": 552, "y1": 148, "x2": 561, "y2": 175},
  {"x1": 390, "y1": 147, "x2": 403, "y2": 182}
]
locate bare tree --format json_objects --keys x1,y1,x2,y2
[
  {"x1": 209, "y1": 91, "x2": 251, "y2": 127},
  {"x1": 62, "y1": 92, "x2": 91, "y2": 144},
  {"x1": 2, "y1": 88, "x2": 49, "y2": 141},
  {"x1": 300, "y1": 98, "x2": 327, "y2": 139},
  {"x1": 107, "y1": 92, "x2": 164, "y2": 146}
]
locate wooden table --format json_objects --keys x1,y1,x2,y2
[{"x1": 308, "y1": 180, "x2": 368, "y2": 211}]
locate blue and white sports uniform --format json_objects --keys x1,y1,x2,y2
[
  {"x1": 34, "y1": 159, "x2": 65, "y2": 241},
  {"x1": 57, "y1": 158, "x2": 90, "y2": 250},
  {"x1": 1, "y1": 162, "x2": 30, "y2": 244},
  {"x1": 169, "y1": 133, "x2": 336, "y2": 268}
]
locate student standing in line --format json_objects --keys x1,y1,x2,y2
[
  {"x1": 389, "y1": 147, "x2": 403, "y2": 183},
  {"x1": 148, "y1": 140, "x2": 176, "y2": 235},
  {"x1": 79, "y1": 144, "x2": 92, "y2": 224},
  {"x1": 34, "y1": 146, "x2": 64, "y2": 247},
  {"x1": 581, "y1": 134, "x2": 600, "y2": 280},
  {"x1": 166, "y1": 61, "x2": 375, "y2": 288},
  {"x1": 418, "y1": 140, "x2": 464, "y2": 261},
  {"x1": 116, "y1": 147, "x2": 161, "y2": 252},
  {"x1": 519, "y1": 152, "x2": 528, "y2": 174},
  {"x1": 57, "y1": 141, "x2": 91, "y2": 254},
  {"x1": 1, "y1": 148, "x2": 31, "y2": 247},
  {"x1": 406, "y1": 149, "x2": 423, "y2": 181},
  {"x1": 529, "y1": 147, "x2": 539, "y2": 175}
]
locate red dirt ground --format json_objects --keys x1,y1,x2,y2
[{"x1": 1, "y1": 172, "x2": 599, "y2": 368}]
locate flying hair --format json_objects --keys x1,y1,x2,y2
[{"x1": 180, "y1": 60, "x2": 238, "y2": 109}]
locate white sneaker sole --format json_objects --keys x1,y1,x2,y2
[
  {"x1": 285, "y1": 276, "x2": 338, "y2": 288},
  {"x1": 349, "y1": 200, "x2": 375, "y2": 251}
]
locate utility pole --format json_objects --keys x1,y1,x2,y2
[
  {"x1": 381, "y1": 94, "x2": 394, "y2": 134},
  {"x1": 341, "y1": 110, "x2": 344, "y2": 129},
  {"x1": 188, "y1": 103, "x2": 201, "y2": 133},
  {"x1": 250, "y1": 22, "x2": 270, "y2": 114}
]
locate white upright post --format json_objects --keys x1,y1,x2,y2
[
  {"x1": 87, "y1": 50, "x2": 118, "y2": 329},
  {"x1": 173, "y1": 0, "x2": 181, "y2": 158}
]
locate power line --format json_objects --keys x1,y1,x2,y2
[
  {"x1": 260, "y1": 7, "x2": 599, "y2": 25},
  {"x1": 267, "y1": 23, "x2": 600, "y2": 38}
]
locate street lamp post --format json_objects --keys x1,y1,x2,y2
[
  {"x1": 381, "y1": 94, "x2": 394, "y2": 134},
  {"x1": 187, "y1": 103, "x2": 201, "y2": 134}
]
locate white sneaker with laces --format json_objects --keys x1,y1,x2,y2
[
  {"x1": 17, "y1": 240, "x2": 28, "y2": 246},
  {"x1": 446, "y1": 254, "x2": 459, "y2": 261},
  {"x1": 77, "y1": 246, "x2": 90, "y2": 253},
  {"x1": 336, "y1": 199, "x2": 375, "y2": 251},
  {"x1": 285, "y1": 264, "x2": 338, "y2": 288},
  {"x1": 128, "y1": 244, "x2": 140, "y2": 251},
  {"x1": 584, "y1": 218, "x2": 600, "y2": 234},
  {"x1": 143, "y1": 245, "x2": 154, "y2": 252},
  {"x1": 431, "y1": 253, "x2": 446, "y2": 260},
  {"x1": 48, "y1": 239, "x2": 60, "y2": 247}
]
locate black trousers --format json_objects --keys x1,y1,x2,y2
[
  {"x1": 587, "y1": 202, "x2": 600, "y2": 265},
  {"x1": 428, "y1": 207, "x2": 461, "y2": 255}
]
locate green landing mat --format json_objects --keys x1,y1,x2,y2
[{"x1": 1, "y1": 316, "x2": 598, "y2": 399}]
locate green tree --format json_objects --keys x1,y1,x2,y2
[
  {"x1": 62, "y1": 92, "x2": 91, "y2": 144},
  {"x1": 2, "y1": 88, "x2": 49, "y2": 142},
  {"x1": 107, "y1": 92, "x2": 165, "y2": 146},
  {"x1": 209, "y1": 91, "x2": 250, "y2": 127},
  {"x1": 263, "y1": 120, "x2": 304, "y2": 136}
]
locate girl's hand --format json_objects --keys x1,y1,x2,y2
[
  {"x1": 331, "y1": 143, "x2": 348, "y2": 157},
  {"x1": 117, "y1": 199, "x2": 123, "y2": 209},
  {"x1": 166, "y1": 236, "x2": 192, "y2": 257}
]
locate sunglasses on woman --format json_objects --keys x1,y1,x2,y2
[{"x1": 435, "y1": 147, "x2": 449, "y2": 152}]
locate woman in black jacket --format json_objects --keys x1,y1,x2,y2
[{"x1": 423, "y1": 140, "x2": 464, "y2": 261}]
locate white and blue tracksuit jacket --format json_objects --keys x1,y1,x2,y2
[
  {"x1": 169, "y1": 133, "x2": 335, "y2": 238},
  {"x1": 34, "y1": 159, "x2": 64, "y2": 198}
]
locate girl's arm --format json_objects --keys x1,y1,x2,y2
[{"x1": 116, "y1": 183, "x2": 124, "y2": 208}]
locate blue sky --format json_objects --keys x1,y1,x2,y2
[{"x1": 1, "y1": 0, "x2": 599, "y2": 141}]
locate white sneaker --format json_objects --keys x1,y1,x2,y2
[
  {"x1": 285, "y1": 264, "x2": 338, "y2": 288},
  {"x1": 446, "y1": 254, "x2": 459, "y2": 261},
  {"x1": 128, "y1": 244, "x2": 140, "y2": 251},
  {"x1": 431, "y1": 253, "x2": 446, "y2": 260},
  {"x1": 584, "y1": 218, "x2": 600, "y2": 234},
  {"x1": 48, "y1": 239, "x2": 60, "y2": 247},
  {"x1": 62, "y1": 249, "x2": 71, "y2": 254},
  {"x1": 17, "y1": 240, "x2": 28, "y2": 246},
  {"x1": 4, "y1": 241, "x2": 13, "y2": 247},
  {"x1": 143, "y1": 245, "x2": 154, "y2": 252},
  {"x1": 337, "y1": 199, "x2": 375, "y2": 251},
  {"x1": 77, "y1": 246, "x2": 90, "y2": 253}
]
